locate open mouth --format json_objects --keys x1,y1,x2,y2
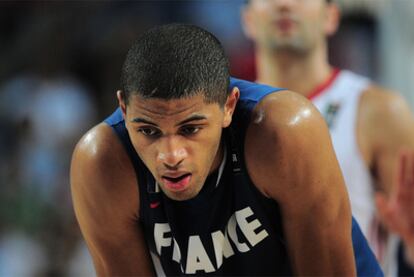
[
  {"x1": 163, "y1": 174, "x2": 190, "y2": 182},
  {"x1": 162, "y1": 173, "x2": 192, "y2": 190}
]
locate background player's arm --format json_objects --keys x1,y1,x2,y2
[
  {"x1": 360, "y1": 86, "x2": 414, "y2": 196},
  {"x1": 376, "y1": 151, "x2": 414, "y2": 266},
  {"x1": 245, "y1": 91, "x2": 356, "y2": 275},
  {"x1": 361, "y1": 87, "x2": 414, "y2": 266},
  {"x1": 70, "y1": 123, "x2": 154, "y2": 276}
]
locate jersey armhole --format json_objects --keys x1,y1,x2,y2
[{"x1": 106, "y1": 120, "x2": 150, "y2": 223}]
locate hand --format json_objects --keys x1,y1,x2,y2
[{"x1": 375, "y1": 150, "x2": 414, "y2": 266}]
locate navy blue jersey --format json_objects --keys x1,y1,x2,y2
[{"x1": 105, "y1": 77, "x2": 382, "y2": 276}]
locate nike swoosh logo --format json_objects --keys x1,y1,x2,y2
[{"x1": 150, "y1": 202, "x2": 160, "y2": 209}]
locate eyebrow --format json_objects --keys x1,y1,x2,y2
[{"x1": 130, "y1": 114, "x2": 207, "y2": 127}]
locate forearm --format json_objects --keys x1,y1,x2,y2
[{"x1": 283, "y1": 213, "x2": 356, "y2": 275}]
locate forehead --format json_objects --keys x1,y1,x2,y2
[{"x1": 127, "y1": 94, "x2": 219, "y2": 119}]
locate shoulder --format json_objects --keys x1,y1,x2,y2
[
  {"x1": 71, "y1": 122, "x2": 140, "y2": 220},
  {"x1": 359, "y1": 84, "x2": 414, "y2": 142},
  {"x1": 248, "y1": 90, "x2": 327, "y2": 140},
  {"x1": 361, "y1": 85, "x2": 408, "y2": 118},
  {"x1": 71, "y1": 123, "x2": 154, "y2": 275},
  {"x1": 71, "y1": 122, "x2": 133, "y2": 182},
  {"x1": 244, "y1": 90, "x2": 336, "y2": 201}
]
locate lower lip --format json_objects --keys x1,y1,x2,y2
[{"x1": 162, "y1": 175, "x2": 192, "y2": 191}]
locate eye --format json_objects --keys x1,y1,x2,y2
[
  {"x1": 137, "y1": 127, "x2": 161, "y2": 138},
  {"x1": 179, "y1": 125, "x2": 200, "y2": 136}
]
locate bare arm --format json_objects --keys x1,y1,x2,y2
[
  {"x1": 360, "y1": 87, "x2": 414, "y2": 266},
  {"x1": 376, "y1": 150, "x2": 414, "y2": 266},
  {"x1": 245, "y1": 91, "x2": 356, "y2": 275},
  {"x1": 360, "y1": 86, "x2": 414, "y2": 195},
  {"x1": 71, "y1": 123, "x2": 154, "y2": 276}
]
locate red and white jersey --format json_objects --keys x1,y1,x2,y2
[{"x1": 310, "y1": 69, "x2": 398, "y2": 276}]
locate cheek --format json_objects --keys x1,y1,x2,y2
[
  {"x1": 257, "y1": 10, "x2": 273, "y2": 29},
  {"x1": 192, "y1": 129, "x2": 221, "y2": 160},
  {"x1": 305, "y1": 20, "x2": 324, "y2": 42},
  {"x1": 248, "y1": 6, "x2": 271, "y2": 29},
  {"x1": 204, "y1": 128, "x2": 223, "y2": 155}
]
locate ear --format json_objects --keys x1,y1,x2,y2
[
  {"x1": 117, "y1": 90, "x2": 127, "y2": 119},
  {"x1": 325, "y1": 3, "x2": 340, "y2": 36},
  {"x1": 241, "y1": 4, "x2": 256, "y2": 40},
  {"x1": 223, "y1": 87, "x2": 240, "y2": 128}
]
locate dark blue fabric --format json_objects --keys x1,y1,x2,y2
[
  {"x1": 230, "y1": 77, "x2": 283, "y2": 101},
  {"x1": 104, "y1": 108, "x2": 123, "y2": 126},
  {"x1": 352, "y1": 217, "x2": 383, "y2": 276}
]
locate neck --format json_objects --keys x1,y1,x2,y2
[{"x1": 255, "y1": 43, "x2": 333, "y2": 98}]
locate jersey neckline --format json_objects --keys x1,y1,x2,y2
[{"x1": 307, "y1": 68, "x2": 341, "y2": 100}]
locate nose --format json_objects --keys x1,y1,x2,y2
[
  {"x1": 273, "y1": 0, "x2": 295, "y2": 10},
  {"x1": 157, "y1": 135, "x2": 188, "y2": 168},
  {"x1": 274, "y1": 0, "x2": 295, "y2": 5}
]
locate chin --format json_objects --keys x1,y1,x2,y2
[
  {"x1": 159, "y1": 182, "x2": 198, "y2": 201},
  {"x1": 164, "y1": 190, "x2": 198, "y2": 201}
]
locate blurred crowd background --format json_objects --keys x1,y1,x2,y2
[{"x1": 0, "y1": 0, "x2": 413, "y2": 276}]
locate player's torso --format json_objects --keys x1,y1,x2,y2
[
  {"x1": 136, "y1": 81, "x2": 291, "y2": 275},
  {"x1": 138, "y1": 129, "x2": 291, "y2": 275}
]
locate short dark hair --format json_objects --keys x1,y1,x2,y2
[
  {"x1": 121, "y1": 23, "x2": 230, "y2": 106},
  {"x1": 245, "y1": 0, "x2": 332, "y2": 4}
]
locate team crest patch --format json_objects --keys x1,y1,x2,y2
[{"x1": 324, "y1": 102, "x2": 341, "y2": 129}]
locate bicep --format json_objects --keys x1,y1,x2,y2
[
  {"x1": 245, "y1": 92, "x2": 355, "y2": 275},
  {"x1": 246, "y1": 91, "x2": 350, "y2": 218},
  {"x1": 70, "y1": 127, "x2": 154, "y2": 276},
  {"x1": 367, "y1": 91, "x2": 414, "y2": 194}
]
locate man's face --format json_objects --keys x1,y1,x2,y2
[
  {"x1": 243, "y1": 0, "x2": 333, "y2": 54},
  {"x1": 122, "y1": 92, "x2": 237, "y2": 201}
]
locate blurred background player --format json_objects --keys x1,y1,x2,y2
[{"x1": 241, "y1": 0, "x2": 414, "y2": 275}]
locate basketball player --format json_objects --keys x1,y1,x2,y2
[
  {"x1": 242, "y1": 0, "x2": 414, "y2": 275},
  {"x1": 71, "y1": 24, "x2": 381, "y2": 275}
]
